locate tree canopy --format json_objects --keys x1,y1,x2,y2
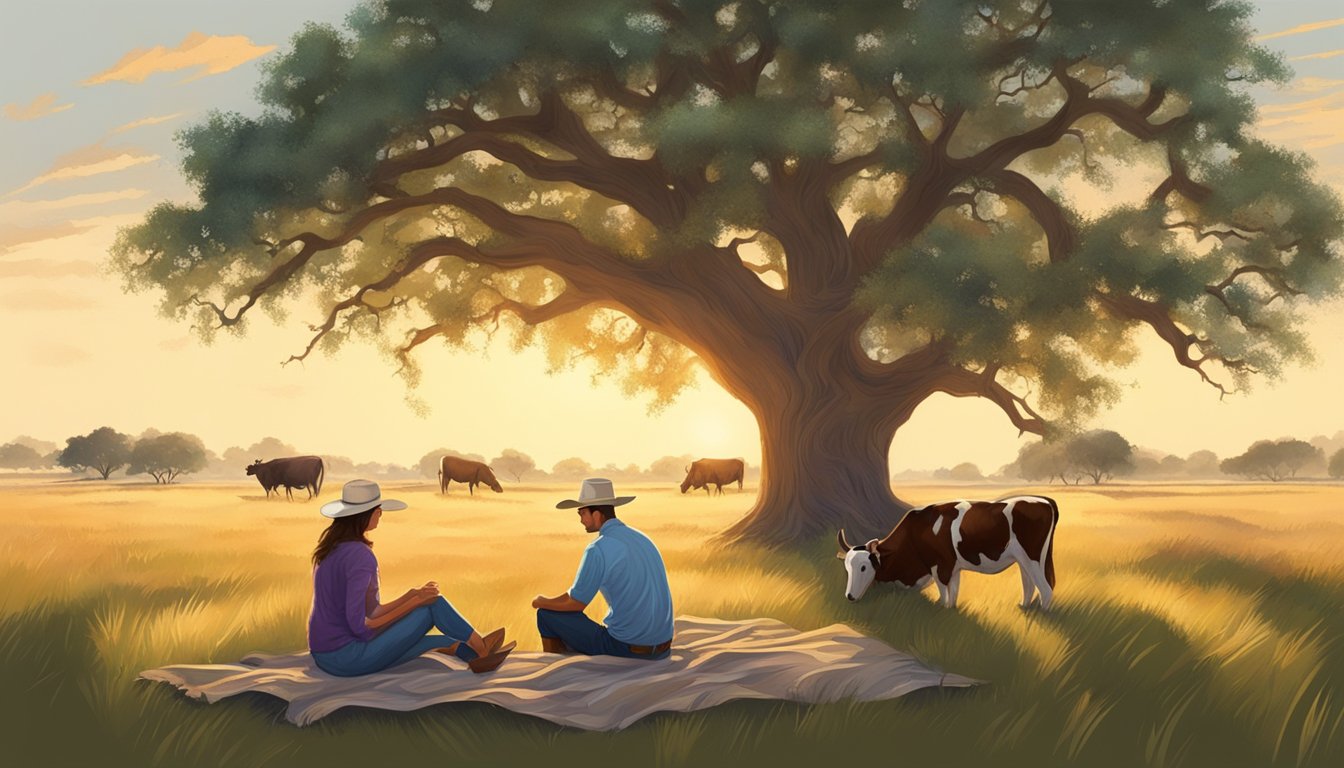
[
  {"x1": 1220, "y1": 438, "x2": 1320, "y2": 481},
  {"x1": 112, "y1": 0, "x2": 1344, "y2": 542},
  {"x1": 59, "y1": 427, "x2": 133, "y2": 480},
  {"x1": 128, "y1": 433, "x2": 209, "y2": 484}
]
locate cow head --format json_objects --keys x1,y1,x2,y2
[
  {"x1": 836, "y1": 529, "x2": 881, "y2": 601},
  {"x1": 245, "y1": 459, "x2": 262, "y2": 476}
]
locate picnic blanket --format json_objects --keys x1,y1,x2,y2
[{"x1": 139, "y1": 616, "x2": 982, "y2": 730}]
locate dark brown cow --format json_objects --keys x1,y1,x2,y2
[
  {"x1": 439, "y1": 456, "x2": 503, "y2": 495},
  {"x1": 837, "y1": 495, "x2": 1059, "y2": 610},
  {"x1": 680, "y1": 458, "x2": 745, "y2": 496},
  {"x1": 245, "y1": 456, "x2": 325, "y2": 501}
]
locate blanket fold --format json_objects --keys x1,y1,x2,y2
[{"x1": 139, "y1": 616, "x2": 982, "y2": 730}]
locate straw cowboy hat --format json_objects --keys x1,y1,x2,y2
[
  {"x1": 555, "y1": 478, "x2": 635, "y2": 509},
  {"x1": 320, "y1": 479, "x2": 408, "y2": 518}
]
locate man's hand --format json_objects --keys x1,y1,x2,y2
[{"x1": 532, "y1": 592, "x2": 588, "y2": 612}]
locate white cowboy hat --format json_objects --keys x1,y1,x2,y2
[
  {"x1": 320, "y1": 479, "x2": 408, "y2": 518},
  {"x1": 555, "y1": 478, "x2": 635, "y2": 509}
]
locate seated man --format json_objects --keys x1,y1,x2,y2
[{"x1": 532, "y1": 478, "x2": 674, "y2": 660}]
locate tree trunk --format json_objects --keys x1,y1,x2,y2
[{"x1": 717, "y1": 387, "x2": 910, "y2": 547}]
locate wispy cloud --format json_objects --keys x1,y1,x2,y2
[
  {"x1": 0, "y1": 188, "x2": 149, "y2": 213},
  {"x1": 1290, "y1": 77, "x2": 1344, "y2": 94},
  {"x1": 1259, "y1": 89, "x2": 1344, "y2": 116},
  {"x1": 3, "y1": 93, "x2": 74, "y2": 121},
  {"x1": 7, "y1": 143, "x2": 159, "y2": 197},
  {"x1": 0, "y1": 213, "x2": 142, "y2": 254},
  {"x1": 4, "y1": 289, "x2": 98, "y2": 312},
  {"x1": 1257, "y1": 18, "x2": 1344, "y2": 41},
  {"x1": 83, "y1": 32, "x2": 275, "y2": 85},
  {"x1": 1291, "y1": 49, "x2": 1344, "y2": 61},
  {"x1": 0, "y1": 259, "x2": 101, "y2": 279},
  {"x1": 112, "y1": 113, "x2": 185, "y2": 134},
  {"x1": 0, "y1": 222, "x2": 100, "y2": 254}
]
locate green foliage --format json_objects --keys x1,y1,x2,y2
[
  {"x1": 58, "y1": 427, "x2": 133, "y2": 480},
  {"x1": 1221, "y1": 439, "x2": 1322, "y2": 481},
  {"x1": 0, "y1": 443, "x2": 46, "y2": 470},
  {"x1": 127, "y1": 433, "x2": 209, "y2": 484},
  {"x1": 1065, "y1": 429, "x2": 1135, "y2": 484},
  {"x1": 110, "y1": 0, "x2": 1343, "y2": 447}
]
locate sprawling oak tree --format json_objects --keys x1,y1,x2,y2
[{"x1": 114, "y1": 0, "x2": 1343, "y2": 543}]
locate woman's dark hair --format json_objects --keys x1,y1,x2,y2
[{"x1": 312, "y1": 508, "x2": 376, "y2": 566}]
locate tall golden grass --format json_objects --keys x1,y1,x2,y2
[{"x1": 3, "y1": 479, "x2": 1343, "y2": 766}]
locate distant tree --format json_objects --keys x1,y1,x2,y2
[
  {"x1": 648, "y1": 455, "x2": 697, "y2": 481},
  {"x1": 1221, "y1": 439, "x2": 1321, "y2": 481},
  {"x1": 948, "y1": 462, "x2": 984, "y2": 482},
  {"x1": 490, "y1": 449, "x2": 537, "y2": 482},
  {"x1": 1184, "y1": 450, "x2": 1221, "y2": 477},
  {"x1": 1014, "y1": 440, "x2": 1074, "y2": 485},
  {"x1": 222, "y1": 437, "x2": 301, "y2": 470},
  {"x1": 935, "y1": 462, "x2": 982, "y2": 481},
  {"x1": 1066, "y1": 430, "x2": 1135, "y2": 485},
  {"x1": 1159, "y1": 454, "x2": 1187, "y2": 476},
  {"x1": 324, "y1": 455, "x2": 358, "y2": 475},
  {"x1": 1328, "y1": 448, "x2": 1344, "y2": 480},
  {"x1": 551, "y1": 457, "x2": 593, "y2": 480},
  {"x1": 0, "y1": 443, "x2": 46, "y2": 470},
  {"x1": 58, "y1": 427, "x2": 133, "y2": 480},
  {"x1": 128, "y1": 433, "x2": 208, "y2": 484},
  {"x1": 11, "y1": 435, "x2": 58, "y2": 456}
]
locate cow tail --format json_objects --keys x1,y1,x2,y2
[
  {"x1": 316, "y1": 461, "x2": 325, "y2": 495},
  {"x1": 1044, "y1": 496, "x2": 1059, "y2": 588}
]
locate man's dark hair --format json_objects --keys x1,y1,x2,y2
[{"x1": 586, "y1": 504, "x2": 617, "y2": 520}]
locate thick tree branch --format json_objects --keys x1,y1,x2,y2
[
  {"x1": 1095, "y1": 292, "x2": 1246, "y2": 396},
  {"x1": 988, "y1": 169, "x2": 1076, "y2": 262},
  {"x1": 377, "y1": 93, "x2": 683, "y2": 227}
]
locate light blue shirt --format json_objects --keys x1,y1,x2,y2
[{"x1": 569, "y1": 518, "x2": 674, "y2": 645}]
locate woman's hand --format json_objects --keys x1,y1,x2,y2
[{"x1": 414, "y1": 581, "x2": 440, "y2": 605}]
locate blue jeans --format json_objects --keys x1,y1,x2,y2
[
  {"x1": 536, "y1": 609, "x2": 670, "y2": 660},
  {"x1": 312, "y1": 597, "x2": 478, "y2": 676}
]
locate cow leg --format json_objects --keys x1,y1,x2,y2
[
  {"x1": 945, "y1": 570, "x2": 962, "y2": 609},
  {"x1": 1023, "y1": 558, "x2": 1053, "y2": 611},
  {"x1": 1019, "y1": 562, "x2": 1037, "y2": 608},
  {"x1": 932, "y1": 567, "x2": 950, "y2": 606}
]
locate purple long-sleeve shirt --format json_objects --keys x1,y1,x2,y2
[{"x1": 308, "y1": 541, "x2": 379, "y2": 653}]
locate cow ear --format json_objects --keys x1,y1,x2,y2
[
  {"x1": 865, "y1": 539, "x2": 880, "y2": 553},
  {"x1": 835, "y1": 550, "x2": 846, "y2": 560}
]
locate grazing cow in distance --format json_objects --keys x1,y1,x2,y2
[
  {"x1": 680, "y1": 458, "x2": 745, "y2": 496},
  {"x1": 439, "y1": 456, "x2": 503, "y2": 495},
  {"x1": 245, "y1": 456, "x2": 325, "y2": 501},
  {"x1": 837, "y1": 496, "x2": 1059, "y2": 610}
]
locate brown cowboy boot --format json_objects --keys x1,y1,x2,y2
[{"x1": 468, "y1": 641, "x2": 516, "y2": 673}]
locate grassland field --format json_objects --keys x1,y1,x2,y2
[{"x1": 2, "y1": 479, "x2": 1343, "y2": 767}]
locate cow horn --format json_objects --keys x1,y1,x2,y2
[{"x1": 837, "y1": 529, "x2": 851, "y2": 551}]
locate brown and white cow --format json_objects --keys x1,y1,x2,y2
[
  {"x1": 680, "y1": 458, "x2": 745, "y2": 496},
  {"x1": 837, "y1": 496, "x2": 1059, "y2": 610},
  {"x1": 439, "y1": 456, "x2": 503, "y2": 495}
]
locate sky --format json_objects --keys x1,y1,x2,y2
[{"x1": 1, "y1": 0, "x2": 1342, "y2": 474}]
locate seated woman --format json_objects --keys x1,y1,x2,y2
[{"x1": 307, "y1": 479, "x2": 514, "y2": 676}]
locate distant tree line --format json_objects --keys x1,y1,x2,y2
[
  {"x1": 6, "y1": 426, "x2": 1343, "y2": 486},
  {"x1": 0, "y1": 428, "x2": 759, "y2": 485}
]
